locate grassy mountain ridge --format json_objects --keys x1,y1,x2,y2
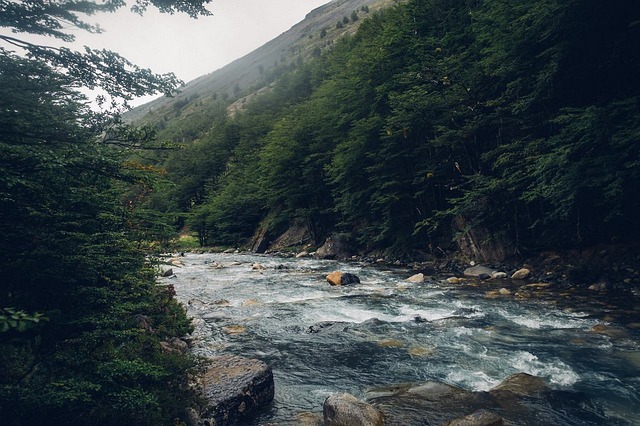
[{"x1": 125, "y1": 0, "x2": 396, "y2": 123}]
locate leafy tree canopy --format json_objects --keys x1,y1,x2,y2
[{"x1": 0, "y1": 0, "x2": 212, "y2": 108}]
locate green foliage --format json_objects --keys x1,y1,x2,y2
[
  {"x1": 0, "y1": 308, "x2": 47, "y2": 333},
  {"x1": 145, "y1": 0, "x2": 640, "y2": 256},
  {"x1": 0, "y1": 1, "x2": 209, "y2": 424},
  {"x1": 1, "y1": 0, "x2": 211, "y2": 107}
]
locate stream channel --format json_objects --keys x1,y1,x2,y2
[{"x1": 161, "y1": 252, "x2": 640, "y2": 425}]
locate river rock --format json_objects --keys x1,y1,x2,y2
[
  {"x1": 490, "y1": 373, "x2": 548, "y2": 396},
  {"x1": 511, "y1": 268, "x2": 531, "y2": 280},
  {"x1": 223, "y1": 248, "x2": 236, "y2": 253},
  {"x1": 326, "y1": 271, "x2": 360, "y2": 286},
  {"x1": 326, "y1": 271, "x2": 342, "y2": 286},
  {"x1": 296, "y1": 251, "x2": 309, "y2": 258},
  {"x1": 323, "y1": 393, "x2": 384, "y2": 426},
  {"x1": 252, "y1": 263, "x2": 266, "y2": 270},
  {"x1": 192, "y1": 355, "x2": 274, "y2": 426},
  {"x1": 161, "y1": 268, "x2": 174, "y2": 277},
  {"x1": 446, "y1": 409, "x2": 504, "y2": 426},
  {"x1": 491, "y1": 271, "x2": 508, "y2": 279},
  {"x1": 463, "y1": 266, "x2": 496, "y2": 278},
  {"x1": 366, "y1": 381, "x2": 484, "y2": 425},
  {"x1": 407, "y1": 273, "x2": 425, "y2": 283}
]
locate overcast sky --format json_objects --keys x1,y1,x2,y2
[
  {"x1": 3, "y1": 0, "x2": 331, "y2": 106},
  {"x1": 73, "y1": 0, "x2": 331, "y2": 82}
]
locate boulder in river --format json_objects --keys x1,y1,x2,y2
[
  {"x1": 161, "y1": 268, "x2": 174, "y2": 277},
  {"x1": 463, "y1": 265, "x2": 497, "y2": 279},
  {"x1": 407, "y1": 273, "x2": 425, "y2": 283},
  {"x1": 191, "y1": 355, "x2": 274, "y2": 426},
  {"x1": 489, "y1": 372, "x2": 548, "y2": 396},
  {"x1": 510, "y1": 268, "x2": 531, "y2": 280},
  {"x1": 323, "y1": 393, "x2": 384, "y2": 426},
  {"x1": 326, "y1": 271, "x2": 361, "y2": 286}
]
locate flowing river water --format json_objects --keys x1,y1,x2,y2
[{"x1": 160, "y1": 252, "x2": 640, "y2": 425}]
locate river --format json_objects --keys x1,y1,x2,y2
[{"x1": 160, "y1": 252, "x2": 640, "y2": 425}]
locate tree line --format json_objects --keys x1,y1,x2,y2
[{"x1": 147, "y1": 0, "x2": 640, "y2": 258}]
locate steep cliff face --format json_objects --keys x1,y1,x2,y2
[{"x1": 126, "y1": 0, "x2": 396, "y2": 123}]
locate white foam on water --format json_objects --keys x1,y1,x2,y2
[
  {"x1": 260, "y1": 293, "x2": 339, "y2": 305},
  {"x1": 446, "y1": 370, "x2": 501, "y2": 391},
  {"x1": 397, "y1": 305, "x2": 458, "y2": 322},
  {"x1": 306, "y1": 303, "x2": 398, "y2": 324},
  {"x1": 497, "y1": 307, "x2": 592, "y2": 330},
  {"x1": 509, "y1": 351, "x2": 580, "y2": 386}
]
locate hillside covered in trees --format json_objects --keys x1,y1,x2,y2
[{"x1": 143, "y1": 0, "x2": 640, "y2": 260}]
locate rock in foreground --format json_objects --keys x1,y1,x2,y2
[
  {"x1": 191, "y1": 355, "x2": 274, "y2": 426},
  {"x1": 323, "y1": 393, "x2": 384, "y2": 426}
]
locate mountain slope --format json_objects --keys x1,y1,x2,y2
[{"x1": 126, "y1": 0, "x2": 394, "y2": 123}]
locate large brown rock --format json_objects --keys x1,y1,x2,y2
[
  {"x1": 191, "y1": 355, "x2": 274, "y2": 426},
  {"x1": 323, "y1": 393, "x2": 384, "y2": 426},
  {"x1": 326, "y1": 271, "x2": 360, "y2": 286}
]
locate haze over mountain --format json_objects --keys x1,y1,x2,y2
[{"x1": 126, "y1": 0, "x2": 393, "y2": 122}]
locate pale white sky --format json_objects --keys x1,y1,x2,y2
[
  {"x1": 3, "y1": 0, "x2": 331, "y2": 107},
  {"x1": 72, "y1": 0, "x2": 331, "y2": 82}
]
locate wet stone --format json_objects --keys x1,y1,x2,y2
[
  {"x1": 192, "y1": 355, "x2": 274, "y2": 426},
  {"x1": 323, "y1": 393, "x2": 383, "y2": 426},
  {"x1": 446, "y1": 409, "x2": 504, "y2": 426},
  {"x1": 464, "y1": 266, "x2": 497, "y2": 278}
]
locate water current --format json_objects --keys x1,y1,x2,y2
[{"x1": 160, "y1": 252, "x2": 640, "y2": 425}]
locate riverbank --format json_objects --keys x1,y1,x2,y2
[{"x1": 160, "y1": 251, "x2": 640, "y2": 425}]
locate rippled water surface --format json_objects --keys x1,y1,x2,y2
[{"x1": 160, "y1": 253, "x2": 640, "y2": 425}]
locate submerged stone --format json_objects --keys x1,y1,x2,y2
[{"x1": 446, "y1": 409, "x2": 504, "y2": 426}]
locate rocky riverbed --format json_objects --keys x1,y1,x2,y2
[{"x1": 159, "y1": 251, "x2": 640, "y2": 425}]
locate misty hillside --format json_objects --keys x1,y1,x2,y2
[{"x1": 126, "y1": 0, "x2": 394, "y2": 123}]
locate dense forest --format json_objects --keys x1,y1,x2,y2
[
  {"x1": 144, "y1": 0, "x2": 640, "y2": 259},
  {"x1": 0, "y1": 1, "x2": 210, "y2": 424},
  {"x1": 2, "y1": 0, "x2": 640, "y2": 423}
]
